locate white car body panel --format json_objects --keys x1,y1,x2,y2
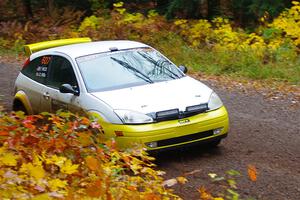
[
  {"x1": 15, "y1": 73, "x2": 44, "y2": 113},
  {"x1": 91, "y1": 76, "x2": 212, "y2": 114}
]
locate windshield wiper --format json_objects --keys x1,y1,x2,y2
[
  {"x1": 110, "y1": 57, "x2": 153, "y2": 84},
  {"x1": 138, "y1": 52, "x2": 181, "y2": 79}
]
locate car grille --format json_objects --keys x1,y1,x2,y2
[{"x1": 156, "y1": 130, "x2": 214, "y2": 147}]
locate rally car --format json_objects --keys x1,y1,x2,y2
[{"x1": 13, "y1": 38, "x2": 229, "y2": 150}]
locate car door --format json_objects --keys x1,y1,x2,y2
[
  {"x1": 20, "y1": 55, "x2": 51, "y2": 113},
  {"x1": 40, "y1": 55, "x2": 82, "y2": 113}
]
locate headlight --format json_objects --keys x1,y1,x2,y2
[
  {"x1": 114, "y1": 109, "x2": 154, "y2": 124},
  {"x1": 208, "y1": 92, "x2": 223, "y2": 110}
]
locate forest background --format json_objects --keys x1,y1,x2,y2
[{"x1": 0, "y1": 0, "x2": 299, "y2": 84}]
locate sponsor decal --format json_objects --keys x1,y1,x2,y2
[{"x1": 178, "y1": 119, "x2": 190, "y2": 124}]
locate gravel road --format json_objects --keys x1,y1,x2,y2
[{"x1": 1, "y1": 61, "x2": 299, "y2": 199}]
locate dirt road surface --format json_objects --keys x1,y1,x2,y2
[{"x1": 1, "y1": 61, "x2": 299, "y2": 199}]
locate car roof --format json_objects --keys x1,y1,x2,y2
[{"x1": 30, "y1": 40, "x2": 149, "y2": 60}]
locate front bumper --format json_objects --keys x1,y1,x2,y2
[
  {"x1": 149, "y1": 133, "x2": 228, "y2": 153},
  {"x1": 100, "y1": 106, "x2": 229, "y2": 150}
]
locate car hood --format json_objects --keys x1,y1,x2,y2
[{"x1": 91, "y1": 76, "x2": 213, "y2": 114}]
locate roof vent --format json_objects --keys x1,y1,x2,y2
[{"x1": 109, "y1": 47, "x2": 119, "y2": 52}]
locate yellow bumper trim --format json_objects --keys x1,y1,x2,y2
[{"x1": 92, "y1": 106, "x2": 229, "y2": 150}]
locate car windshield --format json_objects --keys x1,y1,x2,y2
[{"x1": 76, "y1": 47, "x2": 184, "y2": 92}]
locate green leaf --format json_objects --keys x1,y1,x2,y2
[
  {"x1": 227, "y1": 179, "x2": 237, "y2": 189},
  {"x1": 227, "y1": 189, "x2": 240, "y2": 200},
  {"x1": 214, "y1": 177, "x2": 225, "y2": 181},
  {"x1": 226, "y1": 169, "x2": 241, "y2": 176}
]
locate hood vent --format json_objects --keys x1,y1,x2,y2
[{"x1": 149, "y1": 103, "x2": 208, "y2": 122}]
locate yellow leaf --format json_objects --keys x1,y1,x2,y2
[
  {"x1": 48, "y1": 179, "x2": 68, "y2": 191},
  {"x1": 198, "y1": 186, "x2": 214, "y2": 200},
  {"x1": 32, "y1": 153, "x2": 43, "y2": 166},
  {"x1": 176, "y1": 176, "x2": 188, "y2": 184},
  {"x1": 0, "y1": 152, "x2": 19, "y2": 166},
  {"x1": 45, "y1": 155, "x2": 67, "y2": 167},
  {"x1": 60, "y1": 159, "x2": 78, "y2": 175},
  {"x1": 32, "y1": 165, "x2": 45, "y2": 179},
  {"x1": 31, "y1": 193, "x2": 51, "y2": 200},
  {"x1": 113, "y1": 2, "x2": 124, "y2": 8},
  {"x1": 0, "y1": 146, "x2": 5, "y2": 154},
  {"x1": 20, "y1": 163, "x2": 45, "y2": 179}
]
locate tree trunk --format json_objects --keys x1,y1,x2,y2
[
  {"x1": 22, "y1": 0, "x2": 33, "y2": 18},
  {"x1": 47, "y1": 0, "x2": 55, "y2": 18},
  {"x1": 219, "y1": 0, "x2": 232, "y2": 17},
  {"x1": 199, "y1": 0, "x2": 208, "y2": 18}
]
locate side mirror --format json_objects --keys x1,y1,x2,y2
[
  {"x1": 179, "y1": 65, "x2": 188, "y2": 74},
  {"x1": 59, "y1": 84, "x2": 79, "y2": 96}
]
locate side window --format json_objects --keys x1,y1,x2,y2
[
  {"x1": 47, "y1": 56, "x2": 78, "y2": 89},
  {"x1": 21, "y1": 56, "x2": 51, "y2": 84}
]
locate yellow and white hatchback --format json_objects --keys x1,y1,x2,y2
[{"x1": 13, "y1": 38, "x2": 229, "y2": 150}]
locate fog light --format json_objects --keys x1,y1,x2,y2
[
  {"x1": 213, "y1": 128, "x2": 223, "y2": 135},
  {"x1": 145, "y1": 141, "x2": 158, "y2": 148}
]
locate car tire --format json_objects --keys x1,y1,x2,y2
[{"x1": 13, "y1": 100, "x2": 28, "y2": 115}]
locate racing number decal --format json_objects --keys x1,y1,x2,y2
[
  {"x1": 36, "y1": 56, "x2": 51, "y2": 78},
  {"x1": 41, "y1": 56, "x2": 51, "y2": 65}
]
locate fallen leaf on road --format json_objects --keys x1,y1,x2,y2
[
  {"x1": 177, "y1": 176, "x2": 188, "y2": 184},
  {"x1": 248, "y1": 164, "x2": 257, "y2": 182},
  {"x1": 198, "y1": 186, "x2": 214, "y2": 200},
  {"x1": 162, "y1": 178, "x2": 177, "y2": 187},
  {"x1": 208, "y1": 173, "x2": 217, "y2": 179}
]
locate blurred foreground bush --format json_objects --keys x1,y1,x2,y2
[{"x1": 0, "y1": 111, "x2": 179, "y2": 199}]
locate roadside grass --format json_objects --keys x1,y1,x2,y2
[
  {"x1": 1, "y1": 33, "x2": 299, "y2": 85},
  {"x1": 155, "y1": 34, "x2": 300, "y2": 85},
  {"x1": 0, "y1": 47, "x2": 18, "y2": 58}
]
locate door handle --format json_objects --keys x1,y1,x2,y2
[{"x1": 43, "y1": 92, "x2": 50, "y2": 100}]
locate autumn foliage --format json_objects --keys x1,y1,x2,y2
[{"x1": 0, "y1": 111, "x2": 179, "y2": 199}]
